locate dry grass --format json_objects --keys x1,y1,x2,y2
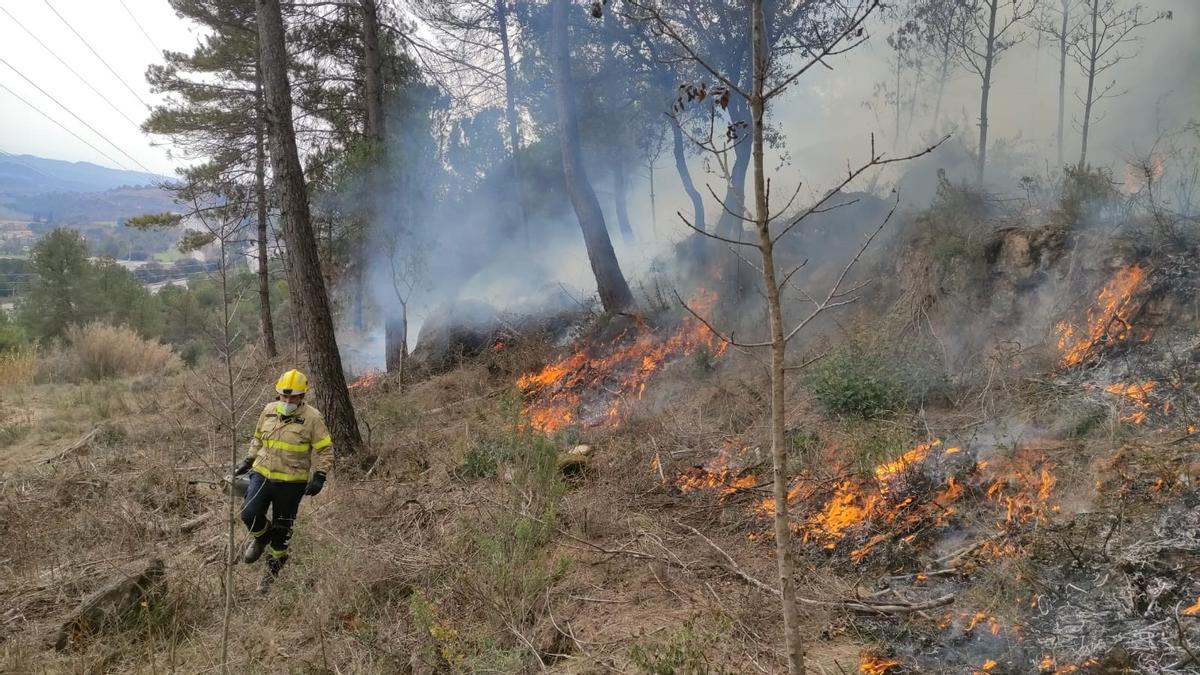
[
  {"x1": 0, "y1": 345, "x2": 37, "y2": 387},
  {"x1": 65, "y1": 322, "x2": 182, "y2": 381}
]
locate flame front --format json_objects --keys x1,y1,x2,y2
[
  {"x1": 1055, "y1": 265, "x2": 1149, "y2": 368},
  {"x1": 1183, "y1": 595, "x2": 1200, "y2": 615},
  {"x1": 348, "y1": 370, "x2": 384, "y2": 390},
  {"x1": 1103, "y1": 380, "x2": 1155, "y2": 424},
  {"x1": 676, "y1": 441, "x2": 757, "y2": 498},
  {"x1": 517, "y1": 288, "x2": 727, "y2": 432},
  {"x1": 859, "y1": 653, "x2": 901, "y2": 674}
]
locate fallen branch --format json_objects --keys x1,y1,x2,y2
[{"x1": 682, "y1": 523, "x2": 954, "y2": 615}]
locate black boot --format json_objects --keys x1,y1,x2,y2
[
  {"x1": 242, "y1": 536, "x2": 268, "y2": 564},
  {"x1": 257, "y1": 554, "x2": 287, "y2": 594}
]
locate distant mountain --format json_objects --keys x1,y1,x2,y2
[
  {"x1": 0, "y1": 154, "x2": 167, "y2": 196},
  {"x1": 0, "y1": 154, "x2": 177, "y2": 224}
]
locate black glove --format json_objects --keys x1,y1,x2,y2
[
  {"x1": 305, "y1": 471, "x2": 326, "y2": 496},
  {"x1": 233, "y1": 457, "x2": 254, "y2": 476}
]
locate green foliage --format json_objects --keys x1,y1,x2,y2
[
  {"x1": 1056, "y1": 165, "x2": 1120, "y2": 228},
  {"x1": 0, "y1": 311, "x2": 27, "y2": 353},
  {"x1": 457, "y1": 444, "x2": 500, "y2": 479},
  {"x1": 629, "y1": 619, "x2": 726, "y2": 675},
  {"x1": 806, "y1": 344, "x2": 904, "y2": 419},
  {"x1": 17, "y1": 229, "x2": 92, "y2": 341},
  {"x1": 0, "y1": 421, "x2": 31, "y2": 445},
  {"x1": 847, "y1": 424, "x2": 915, "y2": 475}
]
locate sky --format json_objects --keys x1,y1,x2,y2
[{"x1": 0, "y1": 0, "x2": 199, "y2": 175}]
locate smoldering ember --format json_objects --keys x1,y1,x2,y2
[{"x1": 2, "y1": 0, "x2": 1199, "y2": 673}]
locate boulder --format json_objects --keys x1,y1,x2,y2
[{"x1": 410, "y1": 300, "x2": 501, "y2": 375}]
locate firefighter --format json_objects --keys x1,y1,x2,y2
[{"x1": 233, "y1": 369, "x2": 332, "y2": 593}]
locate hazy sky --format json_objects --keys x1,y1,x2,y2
[{"x1": 0, "y1": 0, "x2": 198, "y2": 175}]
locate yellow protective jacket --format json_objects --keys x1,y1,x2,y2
[{"x1": 246, "y1": 401, "x2": 333, "y2": 482}]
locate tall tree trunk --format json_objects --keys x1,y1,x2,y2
[
  {"x1": 612, "y1": 156, "x2": 634, "y2": 242},
  {"x1": 1078, "y1": 0, "x2": 1098, "y2": 168},
  {"x1": 930, "y1": 31, "x2": 953, "y2": 136},
  {"x1": 361, "y1": 0, "x2": 384, "y2": 141},
  {"x1": 361, "y1": 0, "x2": 402, "y2": 374},
  {"x1": 496, "y1": 0, "x2": 529, "y2": 246},
  {"x1": 551, "y1": 0, "x2": 634, "y2": 313},
  {"x1": 256, "y1": 0, "x2": 363, "y2": 453},
  {"x1": 1057, "y1": 0, "x2": 1070, "y2": 166},
  {"x1": 976, "y1": 0, "x2": 999, "y2": 184},
  {"x1": 717, "y1": 91, "x2": 751, "y2": 239},
  {"x1": 893, "y1": 56, "x2": 902, "y2": 150},
  {"x1": 255, "y1": 69, "x2": 277, "y2": 358},
  {"x1": 385, "y1": 315, "x2": 406, "y2": 373},
  {"x1": 905, "y1": 61, "x2": 924, "y2": 145},
  {"x1": 749, "y1": 2, "x2": 804, "y2": 672},
  {"x1": 648, "y1": 154, "x2": 657, "y2": 239},
  {"x1": 672, "y1": 119, "x2": 705, "y2": 233}
]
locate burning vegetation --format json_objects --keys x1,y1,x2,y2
[{"x1": 516, "y1": 288, "x2": 727, "y2": 432}]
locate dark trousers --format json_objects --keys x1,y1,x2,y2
[{"x1": 240, "y1": 472, "x2": 305, "y2": 558}]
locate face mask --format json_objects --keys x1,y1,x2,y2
[{"x1": 281, "y1": 401, "x2": 300, "y2": 416}]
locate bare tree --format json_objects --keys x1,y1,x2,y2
[
  {"x1": 1071, "y1": 0, "x2": 1168, "y2": 167},
  {"x1": 552, "y1": 0, "x2": 635, "y2": 313},
  {"x1": 417, "y1": 0, "x2": 530, "y2": 241},
  {"x1": 910, "y1": 0, "x2": 969, "y2": 138},
  {"x1": 628, "y1": 1, "x2": 942, "y2": 671},
  {"x1": 256, "y1": 0, "x2": 363, "y2": 452},
  {"x1": 955, "y1": 0, "x2": 1036, "y2": 183},
  {"x1": 1034, "y1": 0, "x2": 1081, "y2": 166},
  {"x1": 253, "y1": 66, "x2": 278, "y2": 358}
]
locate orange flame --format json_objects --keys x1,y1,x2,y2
[
  {"x1": 676, "y1": 443, "x2": 757, "y2": 498},
  {"x1": 517, "y1": 289, "x2": 727, "y2": 432},
  {"x1": 1055, "y1": 265, "x2": 1149, "y2": 368},
  {"x1": 1183, "y1": 596, "x2": 1200, "y2": 615},
  {"x1": 859, "y1": 654, "x2": 901, "y2": 674},
  {"x1": 1103, "y1": 380, "x2": 1155, "y2": 424},
  {"x1": 348, "y1": 370, "x2": 384, "y2": 390}
]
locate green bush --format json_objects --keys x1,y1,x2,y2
[
  {"x1": 629, "y1": 619, "x2": 727, "y2": 675},
  {"x1": 805, "y1": 344, "x2": 904, "y2": 419}
]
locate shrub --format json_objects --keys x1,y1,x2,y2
[
  {"x1": 805, "y1": 344, "x2": 904, "y2": 419},
  {"x1": 65, "y1": 322, "x2": 181, "y2": 380},
  {"x1": 0, "y1": 345, "x2": 37, "y2": 387}
]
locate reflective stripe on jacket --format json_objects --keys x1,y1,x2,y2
[{"x1": 246, "y1": 401, "x2": 333, "y2": 482}]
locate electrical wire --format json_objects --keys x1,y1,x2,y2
[
  {"x1": 117, "y1": 0, "x2": 163, "y2": 55},
  {"x1": 0, "y1": 7, "x2": 143, "y2": 129},
  {"x1": 0, "y1": 56, "x2": 156, "y2": 174},
  {"x1": 0, "y1": 81, "x2": 131, "y2": 170},
  {"x1": 41, "y1": 0, "x2": 152, "y2": 109}
]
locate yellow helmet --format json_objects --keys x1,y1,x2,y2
[{"x1": 275, "y1": 369, "x2": 309, "y2": 395}]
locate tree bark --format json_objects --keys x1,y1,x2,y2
[
  {"x1": 256, "y1": 0, "x2": 362, "y2": 452},
  {"x1": 749, "y1": 2, "x2": 804, "y2": 672},
  {"x1": 671, "y1": 119, "x2": 706, "y2": 233},
  {"x1": 385, "y1": 313, "x2": 406, "y2": 374},
  {"x1": 255, "y1": 68, "x2": 277, "y2": 358},
  {"x1": 496, "y1": 0, "x2": 529, "y2": 246},
  {"x1": 612, "y1": 156, "x2": 634, "y2": 243},
  {"x1": 976, "y1": 0, "x2": 999, "y2": 184},
  {"x1": 930, "y1": 25, "x2": 954, "y2": 137},
  {"x1": 361, "y1": 0, "x2": 384, "y2": 141},
  {"x1": 551, "y1": 0, "x2": 634, "y2": 313},
  {"x1": 1078, "y1": 0, "x2": 1098, "y2": 168},
  {"x1": 1057, "y1": 0, "x2": 1070, "y2": 166},
  {"x1": 717, "y1": 91, "x2": 751, "y2": 239}
]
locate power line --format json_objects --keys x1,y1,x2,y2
[
  {"x1": 41, "y1": 0, "x2": 152, "y2": 110},
  {"x1": 0, "y1": 81, "x2": 131, "y2": 170},
  {"x1": 117, "y1": 0, "x2": 162, "y2": 55},
  {"x1": 0, "y1": 56, "x2": 156, "y2": 174},
  {"x1": 0, "y1": 7, "x2": 142, "y2": 129}
]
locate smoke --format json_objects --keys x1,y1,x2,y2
[{"x1": 338, "y1": 1, "x2": 1198, "y2": 371}]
